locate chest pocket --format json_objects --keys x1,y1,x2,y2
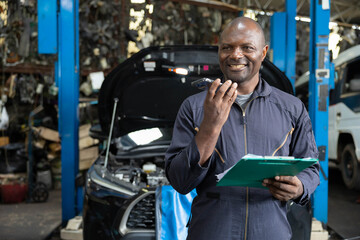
[{"x1": 271, "y1": 127, "x2": 294, "y2": 156}]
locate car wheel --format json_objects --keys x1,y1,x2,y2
[{"x1": 340, "y1": 143, "x2": 360, "y2": 190}]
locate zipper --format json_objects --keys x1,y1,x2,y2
[
  {"x1": 244, "y1": 187, "x2": 249, "y2": 239},
  {"x1": 243, "y1": 111, "x2": 247, "y2": 155},
  {"x1": 240, "y1": 97, "x2": 258, "y2": 156},
  {"x1": 241, "y1": 96, "x2": 258, "y2": 240},
  {"x1": 271, "y1": 128, "x2": 295, "y2": 156}
]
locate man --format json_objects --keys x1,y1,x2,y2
[{"x1": 165, "y1": 17, "x2": 320, "y2": 240}]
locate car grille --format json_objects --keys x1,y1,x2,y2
[{"x1": 126, "y1": 193, "x2": 155, "y2": 229}]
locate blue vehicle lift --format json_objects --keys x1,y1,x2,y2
[
  {"x1": 270, "y1": 0, "x2": 297, "y2": 92},
  {"x1": 309, "y1": 0, "x2": 332, "y2": 224},
  {"x1": 38, "y1": 0, "x2": 81, "y2": 222},
  {"x1": 271, "y1": 0, "x2": 332, "y2": 224}
]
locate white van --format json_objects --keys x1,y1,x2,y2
[{"x1": 296, "y1": 44, "x2": 360, "y2": 190}]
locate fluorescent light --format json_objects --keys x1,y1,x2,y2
[{"x1": 131, "y1": 0, "x2": 145, "y2": 3}]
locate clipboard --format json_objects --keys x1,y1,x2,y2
[{"x1": 216, "y1": 154, "x2": 318, "y2": 188}]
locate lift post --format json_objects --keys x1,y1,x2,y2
[
  {"x1": 58, "y1": 0, "x2": 81, "y2": 222},
  {"x1": 309, "y1": 0, "x2": 332, "y2": 224},
  {"x1": 38, "y1": 0, "x2": 80, "y2": 222},
  {"x1": 270, "y1": 0, "x2": 296, "y2": 92},
  {"x1": 270, "y1": 0, "x2": 331, "y2": 224}
]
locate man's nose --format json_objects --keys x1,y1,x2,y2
[{"x1": 231, "y1": 47, "x2": 244, "y2": 58}]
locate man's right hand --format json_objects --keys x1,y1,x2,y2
[{"x1": 195, "y1": 79, "x2": 238, "y2": 166}]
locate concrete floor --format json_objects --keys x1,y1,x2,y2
[
  {"x1": 328, "y1": 166, "x2": 360, "y2": 239},
  {"x1": 0, "y1": 189, "x2": 62, "y2": 240},
  {"x1": 0, "y1": 167, "x2": 359, "y2": 240}
]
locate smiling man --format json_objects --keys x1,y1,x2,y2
[
  {"x1": 218, "y1": 17, "x2": 267, "y2": 94},
  {"x1": 165, "y1": 17, "x2": 320, "y2": 240}
]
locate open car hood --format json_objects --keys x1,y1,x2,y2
[{"x1": 98, "y1": 45, "x2": 293, "y2": 138}]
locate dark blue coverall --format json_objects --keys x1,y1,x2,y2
[{"x1": 165, "y1": 78, "x2": 320, "y2": 240}]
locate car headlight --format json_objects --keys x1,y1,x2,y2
[{"x1": 87, "y1": 164, "x2": 137, "y2": 197}]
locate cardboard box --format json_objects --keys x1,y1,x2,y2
[
  {"x1": 34, "y1": 139, "x2": 46, "y2": 149},
  {"x1": 79, "y1": 146, "x2": 98, "y2": 170},
  {"x1": 78, "y1": 124, "x2": 99, "y2": 170},
  {"x1": 49, "y1": 142, "x2": 62, "y2": 152},
  {"x1": 30, "y1": 124, "x2": 99, "y2": 171},
  {"x1": 79, "y1": 124, "x2": 91, "y2": 139},
  {"x1": 79, "y1": 124, "x2": 98, "y2": 150},
  {"x1": 79, "y1": 136, "x2": 98, "y2": 150},
  {"x1": 32, "y1": 127, "x2": 60, "y2": 142}
]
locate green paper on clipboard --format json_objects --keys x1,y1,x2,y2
[{"x1": 216, "y1": 154, "x2": 318, "y2": 189}]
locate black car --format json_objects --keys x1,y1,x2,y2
[{"x1": 82, "y1": 45, "x2": 293, "y2": 240}]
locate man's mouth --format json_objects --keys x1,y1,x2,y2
[{"x1": 228, "y1": 64, "x2": 246, "y2": 70}]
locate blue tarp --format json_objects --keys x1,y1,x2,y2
[{"x1": 156, "y1": 185, "x2": 197, "y2": 240}]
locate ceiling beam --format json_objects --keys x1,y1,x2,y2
[
  {"x1": 346, "y1": 15, "x2": 354, "y2": 23},
  {"x1": 253, "y1": 0, "x2": 262, "y2": 9},
  {"x1": 168, "y1": 0, "x2": 243, "y2": 12},
  {"x1": 331, "y1": 0, "x2": 357, "y2": 8},
  {"x1": 263, "y1": 0, "x2": 274, "y2": 10},
  {"x1": 330, "y1": 7, "x2": 353, "y2": 22},
  {"x1": 332, "y1": 2, "x2": 346, "y2": 23},
  {"x1": 296, "y1": 0, "x2": 307, "y2": 13}
]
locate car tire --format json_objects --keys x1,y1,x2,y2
[{"x1": 340, "y1": 143, "x2": 360, "y2": 190}]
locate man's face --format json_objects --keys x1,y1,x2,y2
[{"x1": 218, "y1": 22, "x2": 268, "y2": 85}]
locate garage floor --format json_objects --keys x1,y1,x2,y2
[
  {"x1": 328, "y1": 166, "x2": 360, "y2": 239},
  {"x1": 0, "y1": 168, "x2": 359, "y2": 240},
  {"x1": 0, "y1": 189, "x2": 62, "y2": 240}
]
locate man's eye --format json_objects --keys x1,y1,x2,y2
[
  {"x1": 243, "y1": 46, "x2": 255, "y2": 51},
  {"x1": 222, "y1": 46, "x2": 231, "y2": 50}
]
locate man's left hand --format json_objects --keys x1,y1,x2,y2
[{"x1": 262, "y1": 176, "x2": 303, "y2": 201}]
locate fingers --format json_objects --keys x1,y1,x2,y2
[
  {"x1": 268, "y1": 187, "x2": 290, "y2": 201},
  {"x1": 214, "y1": 80, "x2": 236, "y2": 102},
  {"x1": 262, "y1": 176, "x2": 303, "y2": 201},
  {"x1": 263, "y1": 180, "x2": 293, "y2": 201},
  {"x1": 274, "y1": 176, "x2": 295, "y2": 183},
  {"x1": 262, "y1": 179, "x2": 288, "y2": 193},
  {"x1": 207, "y1": 79, "x2": 238, "y2": 103},
  {"x1": 264, "y1": 176, "x2": 297, "y2": 186},
  {"x1": 224, "y1": 82, "x2": 238, "y2": 104},
  {"x1": 231, "y1": 87, "x2": 238, "y2": 103},
  {"x1": 207, "y1": 78, "x2": 222, "y2": 100}
]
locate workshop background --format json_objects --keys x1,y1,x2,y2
[{"x1": 0, "y1": 0, "x2": 359, "y2": 240}]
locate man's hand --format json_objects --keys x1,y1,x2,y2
[
  {"x1": 195, "y1": 79, "x2": 237, "y2": 166},
  {"x1": 262, "y1": 176, "x2": 304, "y2": 201},
  {"x1": 201, "y1": 79, "x2": 238, "y2": 132}
]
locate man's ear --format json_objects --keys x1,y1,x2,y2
[{"x1": 262, "y1": 45, "x2": 269, "y2": 61}]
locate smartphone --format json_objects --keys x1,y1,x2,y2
[{"x1": 191, "y1": 78, "x2": 221, "y2": 89}]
